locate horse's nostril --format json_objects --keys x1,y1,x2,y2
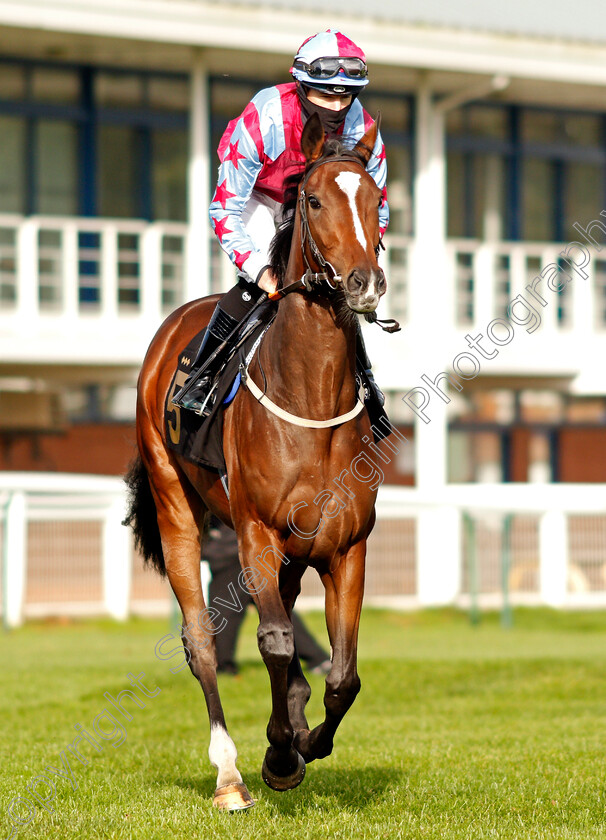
[
  {"x1": 377, "y1": 271, "x2": 387, "y2": 294},
  {"x1": 346, "y1": 270, "x2": 365, "y2": 293}
]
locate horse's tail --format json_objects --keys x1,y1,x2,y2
[{"x1": 123, "y1": 453, "x2": 166, "y2": 577}]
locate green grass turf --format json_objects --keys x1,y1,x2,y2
[{"x1": 1, "y1": 607, "x2": 606, "y2": 839}]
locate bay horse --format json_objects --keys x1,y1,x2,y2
[{"x1": 125, "y1": 113, "x2": 388, "y2": 811}]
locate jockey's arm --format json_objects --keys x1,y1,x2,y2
[
  {"x1": 367, "y1": 125, "x2": 390, "y2": 236},
  {"x1": 209, "y1": 99, "x2": 278, "y2": 286}
]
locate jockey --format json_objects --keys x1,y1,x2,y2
[{"x1": 173, "y1": 29, "x2": 390, "y2": 422}]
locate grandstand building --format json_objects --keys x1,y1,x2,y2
[{"x1": 1, "y1": 0, "x2": 606, "y2": 488}]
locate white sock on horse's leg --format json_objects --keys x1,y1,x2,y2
[{"x1": 209, "y1": 722, "x2": 243, "y2": 788}]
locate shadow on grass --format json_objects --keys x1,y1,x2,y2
[
  {"x1": 260, "y1": 764, "x2": 401, "y2": 815},
  {"x1": 153, "y1": 771, "x2": 217, "y2": 800},
  {"x1": 155, "y1": 764, "x2": 400, "y2": 814}
]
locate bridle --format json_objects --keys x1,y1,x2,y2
[
  {"x1": 297, "y1": 152, "x2": 383, "y2": 290},
  {"x1": 270, "y1": 152, "x2": 399, "y2": 334}
]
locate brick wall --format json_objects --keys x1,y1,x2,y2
[
  {"x1": 559, "y1": 428, "x2": 606, "y2": 482},
  {"x1": 0, "y1": 423, "x2": 137, "y2": 475},
  {"x1": 0, "y1": 421, "x2": 415, "y2": 483}
]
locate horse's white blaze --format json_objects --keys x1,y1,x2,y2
[
  {"x1": 209, "y1": 723, "x2": 242, "y2": 788},
  {"x1": 335, "y1": 171, "x2": 367, "y2": 250}
]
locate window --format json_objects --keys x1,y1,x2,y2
[
  {"x1": 96, "y1": 72, "x2": 145, "y2": 109},
  {"x1": 0, "y1": 64, "x2": 26, "y2": 100},
  {"x1": 564, "y1": 161, "x2": 603, "y2": 238},
  {"x1": 31, "y1": 67, "x2": 80, "y2": 104},
  {"x1": 362, "y1": 92, "x2": 412, "y2": 236},
  {"x1": 448, "y1": 150, "x2": 508, "y2": 240},
  {"x1": 0, "y1": 116, "x2": 26, "y2": 213},
  {"x1": 0, "y1": 59, "x2": 189, "y2": 220},
  {"x1": 96, "y1": 70, "x2": 189, "y2": 221},
  {"x1": 520, "y1": 111, "x2": 601, "y2": 147},
  {"x1": 98, "y1": 126, "x2": 139, "y2": 218},
  {"x1": 36, "y1": 121, "x2": 78, "y2": 215},
  {"x1": 152, "y1": 129, "x2": 188, "y2": 221},
  {"x1": 447, "y1": 104, "x2": 606, "y2": 242},
  {"x1": 447, "y1": 106, "x2": 511, "y2": 240},
  {"x1": 522, "y1": 158, "x2": 554, "y2": 241}
]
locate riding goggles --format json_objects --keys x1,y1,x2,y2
[{"x1": 293, "y1": 57, "x2": 368, "y2": 81}]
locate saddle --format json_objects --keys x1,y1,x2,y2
[{"x1": 165, "y1": 300, "x2": 277, "y2": 472}]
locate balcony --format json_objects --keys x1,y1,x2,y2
[
  {"x1": 1, "y1": 214, "x2": 605, "y2": 392},
  {"x1": 369, "y1": 237, "x2": 606, "y2": 394},
  {"x1": 0, "y1": 214, "x2": 191, "y2": 368}
]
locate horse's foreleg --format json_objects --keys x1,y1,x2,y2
[
  {"x1": 239, "y1": 528, "x2": 305, "y2": 791},
  {"x1": 293, "y1": 542, "x2": 365, "y2": 764},
  {"x1": 280, "y1": 566, "x2": 312, "y2": 734},
  {"x1": 286, "y1": 648, "x2": 312, "y2": 733},
  {"x1": 148, "y1": 466, "x2": 253, "y2": 811}
]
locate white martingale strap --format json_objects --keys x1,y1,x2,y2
[{"x1": 242, "y1": 363, "x2": 366, "y2": 429}]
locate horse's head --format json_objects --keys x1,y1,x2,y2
[{"x1": 298, "y1": 113, "x2": 387, "y2": 314}]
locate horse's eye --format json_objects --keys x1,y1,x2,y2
[
  {"x1": 378, "y1": 197, "x2": 383, "y2": 208},
  {"x1": 308, "y1": 196, "x2": 321, "y2": 210}
]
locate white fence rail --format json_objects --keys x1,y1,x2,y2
[
  {"x1": 6, "y1": 212, "x2": 606, "y2": 382},
  {"x1": 378, "y1": 484, "x2": 606, "y2": 610},
  {"x1": 442, "y1": 238, "x2": 606, "y2": 383},
  {"x1": 2, "y1": 473, "x2": 606, "y2": 627},
  {"x1": 0, "y1": 473, "x2": 131, "y2": 626}
]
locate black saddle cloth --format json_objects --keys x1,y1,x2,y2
[{"x1": 164, "y1": 301, "x2": 277, "y2": 472}]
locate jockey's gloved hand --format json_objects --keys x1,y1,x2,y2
[{"x1": 258, "y1": 268, "x2": 279, "y2": 294}]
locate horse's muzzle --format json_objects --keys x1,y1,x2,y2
[{"x1": 344, "y1": 268, "x2": 386, "y2": 313}]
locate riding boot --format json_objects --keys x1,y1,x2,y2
[
  {"x1": 172, "y1": 279, "x2": 262, "y2": 414},
  {"x1": 355, "y1": 326, "x2": 391, "y2": 443}
]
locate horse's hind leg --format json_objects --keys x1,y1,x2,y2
[{"x1": 145, "y1": 455, "x2": 254, "y2": 811}]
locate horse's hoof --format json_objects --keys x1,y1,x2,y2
[
  {"x1": 293, "y1": 729, "x2": 314, "y2": 764},
  {"x1": 293, "y1": 728, "x2": 332, "y2": 763},
  {"x1": 213, "y1": 782, "x2": 255, "y2": 811},
  {"x1": 262, "y1": 749, "x2": 306, "y2": 791}
]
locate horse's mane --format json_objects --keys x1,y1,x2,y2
[{"x1": 269, "y1": 135, "x2": 370, "y2": 284}]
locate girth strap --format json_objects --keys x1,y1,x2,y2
[{"x1": 240, "y1": 362, "x2": 366, "y2": 429}]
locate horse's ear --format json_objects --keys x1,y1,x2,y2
[
  {"x1": 301, "y1": 113, "x2": 325, "y2": 163},
  {"x1": 354, "y1": 112, "x2": 381, "y2": 166}
]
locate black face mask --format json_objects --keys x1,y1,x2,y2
[{"x1": 297, "y1": 84, "x2": 356, "y2": 135}]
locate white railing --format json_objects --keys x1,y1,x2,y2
[
  {"x1": 370, "y1": 236, "x2": 606, "y2": 390},
  {"x1": 0, "y1": 214, "x2": 192, "y2": 365},
  {"x1": 0, "y1": 473, "x2": 130, "y2": 627},
  {"x1": 445, "y1": 238, "x2": 606, "y2": 371},
  {"x1": 376, "y1": 483, "x2": 606, "y2": 610},
  {"x1": 4, "y1": 212, "x2": 606, "y2": 381},
  {"x1": 381, "y1": 233, "x2": 411, "y2": 325},
  {"x1": 0, "y1": 213, "x2": 412, "y2": 370},
  {"x1": 2, "y1": 473, "x2": 606, "y2": 627}
]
